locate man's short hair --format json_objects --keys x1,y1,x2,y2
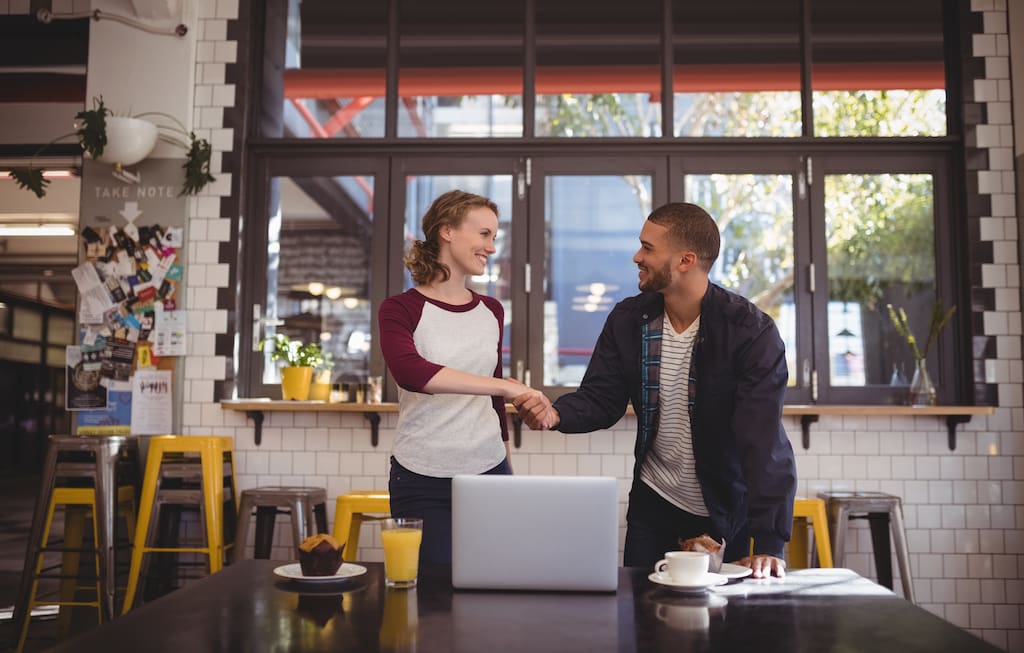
[{"x1": 647, "y1": 202, "x2": 721, "y2": 272}]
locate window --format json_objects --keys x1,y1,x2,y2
[
  {"x1": 811, "y1": 0, "x2": 947, "y2": 136},
  {"x1": 536, "y1": 0, "x2": 662, "y2": 137},
  {"x1": 246, "y1": 0, "x2": 967, "y2": 405},
  {"x1": 673, "y1": 0, "x2": 802, "y2": 137}
]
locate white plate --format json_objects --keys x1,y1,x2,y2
[
  {"x1": 648, "y1": 571, "x2": 728, "y2": 593},
  {"x1": 273, "y1": 563, "x2": 368, "y2": 583},
  {"x1": 718, "y1": 563, "x2": 753, "y2": 579}
]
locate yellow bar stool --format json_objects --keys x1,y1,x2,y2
[
  {"x1": 332, "y1": 491, "x2": 390, "y2": 561},
  {"x1": 788, "y1": 498, "x2": 834, "y2": 569},
  {"x1": 12, "y1": 434, "x2": 140, "y2": 652},
  {"x1": 122, "y1": 435, "x2": 237, "y2": 613},
  {"x1": 16, "y1": 485, "x2": 136, "y2": 653}
]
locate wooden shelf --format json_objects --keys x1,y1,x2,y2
[
  {"x1": 221, "y1": 399, "x2": 399, "y2": 446},
  {"x1": 781, "y1": 405, "x2": 994, "y2": 451},
  {"x1": 222, "y1": 400, "x2": 994, "y2": 451}
]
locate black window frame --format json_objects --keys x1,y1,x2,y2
[{"x1": 234, "y1": 0, "x2": 973, "y2": 407}]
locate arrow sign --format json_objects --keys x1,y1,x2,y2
[{"x1": 120, "y1": 201, "x2": 143, "y2": 224}]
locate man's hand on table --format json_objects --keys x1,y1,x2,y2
[{"x1": 735, "y1": 554, "x2": 786, "y2": 579}]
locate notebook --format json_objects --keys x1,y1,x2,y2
[{"x1": 451, "y1": 474, "x2": 620, "y2": 592}]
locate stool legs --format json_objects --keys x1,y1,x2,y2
[
  {"x1": 122, "y1": 442, "x2": 164, "y2": 613},
  {"x1": 827, "y1": 497, "x2": 914, "y2": 604},
  {"x1": 789, "y1": 517, "x2": 810, "y2": 569},
  {"x1": 808, "y1": 500, "x2": 833, "y2": 568},
  {"x1": 313, "y1": 503, "x2": 328, "y2": 533},
  {"x1": 13, "y1": 442, "x2": 61, "y2": 640},
  {"x1": 890, "y1": 502, "x2": 915, "y2": 603},
  {"x1": 254, "y1": 507, "x2": 277, "y2": 558},
  {"x1": 290, "y1": 498, "x2": 310, "y2": 555},
  {"x1": 866, "y1": 514, "x2": 893, "y2": 589},
  {"x1": 233, "y1": 489, "x2": 329, "y2": 562},
  {"x1": 93, "y1": 439, "x2": 120, "y2": 621}
]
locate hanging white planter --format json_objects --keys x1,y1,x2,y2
[{"x1": 94, "y1": 116, "x2": 159, "y2": 166}]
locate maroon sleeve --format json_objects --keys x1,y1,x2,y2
[
  {"x1": 378, "y1": 292, "x2": 444, "y2": 393},
  {"x1": 480, "y1": 295, "x2": 510, "y2": 442}
]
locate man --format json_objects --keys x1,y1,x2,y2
[{"x1": 516, "y1": 202, "x2": 796, "y2": 578}]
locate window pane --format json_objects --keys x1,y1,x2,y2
[
  {"x1": 263, "y1": 175, "x2": 375, "y2": 385},
  {"x1": 825, "y1": 174, "x2": 935, "y2": 387},
  {"x1": 0, "y1": 341, "x2": 40, "y2": 364},
  {"x1": 398, "y1": 0, "x2": 523, "y2": 137},
  {"x1": 536, "y1": 0, "x2": 662, "y2": 137},
  {"x1": 673, "y1": 0, "x2": 802, "y2": 137},
  {"x1": 49, "y1": 314, "x2": 75, "y2": 345},
  {"x1": 271, "y1": 2, "x2": 387, "y2": 138},
  {"x1": 12, "y1": 306, "x2": 42, "y2": 341},
  {"x1": 685, "y1": 174, "x2": 796, "y2": 385},
  {"x1": 404, "y1": 175, "x2": 514, "y2": 377},
  {"x1": 812, "y1": 0, "x2": 946, "y2": 136},
  {"x1": 544, "y1": 175, "x2": 653, "y2": 386}
]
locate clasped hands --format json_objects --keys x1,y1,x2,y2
[{"x1": 506, "y1": 380, "x2": 558, "y2": 430}]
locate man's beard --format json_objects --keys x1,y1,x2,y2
[{"x1": 638, "y1": 259, "x2": 672, "y2": 292}]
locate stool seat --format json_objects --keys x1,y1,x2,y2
[
  {"x1": 122, "y1": 435, "x2": 237, "y2": 614},
  {"x1": 819, "y1": 491, "x2": 914, "y2": 603},
  {"x1": 233, "y1": 487, "x2": 328, "y2": 562},
  {"x1": 333, "y1": 491, "x2": 390, "y2": 561}
]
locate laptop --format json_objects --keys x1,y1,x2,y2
[{"x1": 451, "y1": 474, "x2": 620, "y2": 592}]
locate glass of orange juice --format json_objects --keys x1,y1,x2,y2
[{"x1": 381, "y1": 518, "x2": 423, "y2": 588}]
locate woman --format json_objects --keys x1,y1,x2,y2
[{"x1": 378, "y1": 189, "x2": 544, "y2": 565}]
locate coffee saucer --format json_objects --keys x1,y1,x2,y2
[
  {"x1": 273, "y1": 563, "x2": 367, "y2": 583},
  {"x1": 717, "y1": 563, "x2": 754, "y2": 579},
  {"x1": 648, "y1": 571, "x2": 728, "y2": 593}
]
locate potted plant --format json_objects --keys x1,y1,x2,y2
[
  {"x1": 8, "y1": 95, "x2": 215, "y2": 198},
  {"x1": 258, "y1": 333, "x2": 325, "y2": 401},
  {"x1": 308, "y1": 351, "x2": 335, "y2": 401}
]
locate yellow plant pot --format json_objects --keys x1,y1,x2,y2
[
  {"x1": 308, "y1": 370, "x2": 332, "y2": 401},
  {"x1": 280, "y1": 366, "x2": 313, "y2": 400}
]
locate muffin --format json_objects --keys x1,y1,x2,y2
[
  {"x1": 679, "y1": 533, "x2": 725, "y2": 573},
  {"x1": 298, "y1": 533, "x2": 345, "y2": 576}
]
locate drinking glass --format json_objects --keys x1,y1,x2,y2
[{"x1": 381, "y1": 517, "x2": 423, "y2": 588}]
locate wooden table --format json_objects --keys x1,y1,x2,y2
[{"x1": 49, "y1": 560, "x2": 998, "y2": 653}]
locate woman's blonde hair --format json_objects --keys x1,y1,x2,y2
[{"x1": 405, "y1": 190, "x2": 499, "y2": 285}]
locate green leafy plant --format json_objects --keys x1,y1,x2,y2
[
  {"x1": 258, "y1": 333, "x2": 325, "y2": 368},
  {"x1": 886, "y1": 300, "x2": 957, "y2": 362},
  {"x1": 7, "y1": 95, "x2": 215, "y2": 198}
]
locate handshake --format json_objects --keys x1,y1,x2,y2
[{"x1": 507, "y1": 381, "x2": 559, "y2": 430}]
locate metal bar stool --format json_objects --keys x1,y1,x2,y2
[
  {"x1": 232, "y1": 487, "x2": 329, "y2": 562},
  {"x1": 819, "y1": 490, "x2": 915, "y2": 603},
  {"x1": 122, "y1": 435, "x2": 237, "y2": 613},
  {"x1": 11, "y1": 434, "x2": 140, "y2": 651},
  {"x1": 15, "y1": 486, "x2": 136, "y2": 652},
  {"x1": 788, "y1": 498, "x2": 834, "y2": 569},
  {"x1": 332, "y1": 491, "x2": 390, "y2": 561}
]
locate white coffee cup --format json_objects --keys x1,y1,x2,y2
[{"x1": 654, "y1": 551, "x2": 709, "y2": 584}]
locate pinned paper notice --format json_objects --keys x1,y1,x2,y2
[
  {"x1": 153, "y1": 310, "x2": 187, "y2": 356},
  {"x1": 71, "y1": 263, "x2": 114, "y2": 325},
  {"x1": 131, "y1": 369, "x2": 172, "y2": 435}
]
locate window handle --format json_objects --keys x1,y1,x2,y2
[{"x1": 251, "y1": 303, "x2": 284, "y2": 351}]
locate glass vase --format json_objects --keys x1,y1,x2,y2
[{"x1": 907, "y1": 359, "x2": 937, "y2": 406}]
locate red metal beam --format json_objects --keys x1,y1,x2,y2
[
  {"x1": 283, "y1": 62, "x2": 945, "y2": 99},
  {"x1": 321, "y1": 96, "x2": 376, "y2": 136}
]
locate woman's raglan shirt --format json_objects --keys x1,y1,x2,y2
[{"x1": 378, "y1": 288, "x2": 509, "y2": 477}]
